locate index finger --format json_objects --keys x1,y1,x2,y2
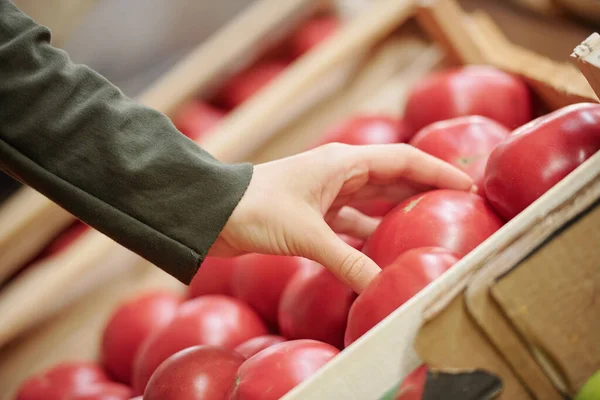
[{"x1": 347, "y1": 144, "x2": 474, "y2": 191}]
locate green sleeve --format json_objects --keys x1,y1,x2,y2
[{"x1": 0, "y1": 0, "x2": 253, "y2": 284}]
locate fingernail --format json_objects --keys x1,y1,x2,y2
[{"x1": 470, "y1": 184, "x2": 479, "y2": 193}]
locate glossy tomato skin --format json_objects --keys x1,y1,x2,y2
[
  {"x1": 132, "y1": 295, "x2": 268, "y2": 394},
  {"x1": 363, "y1": 190, "x2": 503, "y2": 267},
  {"x1": 101, "y1": 291, "x2": 182, "y2": 385},
  {"x1": 484, "y1": 102, "x2": 600, "y2": 220},
  {"x1": 345, "y1": 248, "x2": 459, "y2": 346},
  {"x1": 189, "y1": 257, "x2": 238, "y2": 298},
  {"x1": 316, "y1": 115, "x2": 412, "y2": 147},
  {"x1": 16, "y1": 362, "x2": 109, "y2": 400},
  {"x1": 234, "y1": 335, "x2": 287, "y2": 359},
  {"x1": 173, "y1": 100, "x2": 225, "y2": 141},
  {"x1": 395, "y1": 365, "x2": 428, "y2": 400},
  {"x1": 289, "y1": 15, "x2": 339, "y2": 58},
  {"x1": 68, "y1": 382, "x2": 133, "y2": 400},
  {"x1": 278, "y1": 262, "x2": 355, "y2": 349},
  {"x1": 215, "y1": 61, "x2": 288, "y2": 109},
  {"x1": 144, "y1": 346, "x2": 244, "y2": 400},
  {"x1": 232, "y1": 254, "x2": 309, "y2": 327},
  {"x1": 410, "y1": 116, "x2": 510, "y2": 195},
  {"x1": 231, "y1": 340, "x2": 339, "y2": 400},
  {"x1": 404, "y1": 66, "x2": 532, "y2": 132}
]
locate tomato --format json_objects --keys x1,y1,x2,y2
[
  {"x1": 173, "y1": 100, "x2": 225, "y2": 141},
  {"x1": 16, "y1": 362, "x2": 109, "y2": 400},
  {"x1": 278, "y1": 262, "x2": 355, "y2": 349},
  {"x1": 132, "y1": 295, "x2": 267, "y2": 394},
  {"x1": 101, "y1": 291, "x2": 182, "y2": 385},
  {"x1": 395, "y1": 365, "x2": 428, "y2": 400},
  {"x1": 215, "y1": 61, "x2": 288, "y2": 109},
  {"x1": 410, "y1": 116, "x2": 510, "y2": 195},
  {"x1": 144, "y1": 346, "x2": 245, "y2": 400},
  {"x1": 289, "y1": 15, "x2": 340, "y2": 58},
  {"x1": 37, "y1": 221, "x2": 89, "y2": 260},
  {"x1": 231, "y1": 340, "x2": 339, "y2": 400},
  {"x1": 316, "y1": 116, "x2": 412, "y2": 147},
  {"x1": 189, "y1": 257, "x2": 238, "y2": 298},
  {"x1": 345, "y1": 247, "x2": 459, "y2": 346},
  {"x1": 484, "y1": 102, "x2": 600, "y2": 220},
  {"x1": 234, "y1": 335, "x2": 287, "y2": 359},
  {"x1": 363, "y1": 190, "x2": 503, "y2": 267},
  {"x1": 68, "y1": 383, "x2": 133, "y2": 400},
  {"x1": 404, "y1": 66, "x2": 532, "y2": 132},
  {"x1": 232, "y1": 254, "x2": 309, "y2": 327}
]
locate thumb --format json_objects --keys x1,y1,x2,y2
[{"x1": 305, "y1": 222, "x2": 381, "y2": 293}]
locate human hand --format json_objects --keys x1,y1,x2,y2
[{"x1": 208, "y1": 143, "x2": 474, "y2": 293}]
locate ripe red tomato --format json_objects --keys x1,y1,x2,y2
[
  {"x1": 345, "y1": 247, "x2": 459, "y2": 346},
  {"x1": 363, "y1": 190, "x2": 503, "y2": 267},
  {"x1": 215, "y1": 61, "x2": 288, "y2": 109},
  {"x1": 231, "y1": 340, "x2": 339, "y2": 400},
  {"x1": 484, "y1": 102, "x2": 600, "y2": 220},
  {"x1": 173, "y1": 100, "x2": 225, "y2": 141},
  {"x1": 37, "y1": 221, "x2": 89, "y2": 260},
  {"x1": 101, "y1": 291, "x2": 182, "y2": 385},
  {"x1": 144, "y1": 346, "x2": 245, "y2": 400},
  {"x1": 278, "y1": 262, "x2": 355, "y2": 349},
  {"x1": 232, "y1": 254, "x2": 309, "y2": 327},
  {"x1": 234, "y1": 335, "x2": 287, "y2": 359},
  {"x1": 289, "y1": 15, "x2": 340, "y2": 58},
  {"x1": 395, "y1": 365, "x2": 428, "y2": 400},
  {"x1": 16, "y1": 362, "x2": 109, "y2": 400},
  {"x1": 68, "y1": 383, "x2": 133, "y2": 400},
  {"x1": 189, "y1": 257, "x2": 238, "y2": 298},
  {"x1": 404, "y1": 66, "x2": 532, "y2": 132},
  {"x1": 132, "y1": 295, "x2": 268, "y2": 394},
  {"x1": 410, "y1": 116, "x2": 510, "y2": 195},
  {"x1": 316, "y1": 116, "x2": 412, "y2": 147}
]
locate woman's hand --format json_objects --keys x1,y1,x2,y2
[{"x1": 209, "y1": 143, "x2": 474, "y2": 293}]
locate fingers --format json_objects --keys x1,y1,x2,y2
[
  {"x1": 326, "y1": 206, "x2": 381, "y2": 239},
  {"x1": 344, "y1": 144, "x2": 474, "y2": 191},
  {"x1": 304, "y1": 220, "x2": 381, "y2": 293}
]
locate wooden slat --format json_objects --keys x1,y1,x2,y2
[{"x1": 572, "y1": 33, "x2": 600, "y2": 96}]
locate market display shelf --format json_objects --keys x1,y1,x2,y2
[{"x1": 0, "y1": 0, "x2": 599, "y2": 398}]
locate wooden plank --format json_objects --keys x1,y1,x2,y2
[{"x1": 572, "y1": 33, "x2": 600, "y2": 96}]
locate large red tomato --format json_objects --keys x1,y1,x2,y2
[
  {"x1": 345, "y1": 247, "x2": 459, "y2": 346},
  {"x1": 484, "y1": 102, "x2": 600, "y2": 220},
  {"x1": 101, "y1": 291, "x2": 182, "y2": 384},
  {"x1": 404, "y1": 66, "x2": 532, "y2": 132},
  {"x1": 234, "y1": 335, "x2": 287, "y2": 359},
  {"x1": 173, "y1": 100, "x2": 225, "y2": 141},
  {"x1": 68, "y1": 383, "x2": 133, "y2": 400},
  {"x1": 132, "y1": 295, "x2": 268, "y2": 394},
  {"x1": 37, "y1": 221, "x2": 89, "y2": 260},
  {"x1": 410, "y1": 116, "x2": 510, "y2": 194},
  {"x1": 363, "y1": 190, "x2": 503, "y2": 267},
  {"x1": 316, "y1": 116, "x2": 412, "y2": 147},
  {"x1": 144, "y1": 346, "x2": 245, "y2": 400},
  {"x1": 232, "y1": 254, "x2": 309, "y2": 327},
  {"x1": 16, "y1": 362, "x2": 109, "y2": 400},
  {"x1": 215, "y1": 61, "x2": 288, "y2": 109},
  {"x1": 395, "y1": 365, "x2": 428, "y2": 400},
  {"x1": 231, "y1": 340, "x2": 339, "y2": 400},
  {"x1": 289, "y1": 15, "x2": 340, "y2": 58},
  {"x1": 189, "y1": 257, "x2": 238, "y2": 298},
  {"x1": 278, "y1": 262, "x2": 355, "y2": 349}
]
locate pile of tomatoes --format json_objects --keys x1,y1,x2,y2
[
  {"x1": 172, "y1": 14, "x2": 340, "y2": 143},
  {"x1": 16, "y1": 60, "x2": 600, "y2": 399}
]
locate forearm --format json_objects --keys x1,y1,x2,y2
[{"x1": 0, "y1": 0, "x2": 252, "y2": 283}]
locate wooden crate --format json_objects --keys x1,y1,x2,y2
[{"x1": 0, "y1": 0, "x2": 598, "y2": 398}]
